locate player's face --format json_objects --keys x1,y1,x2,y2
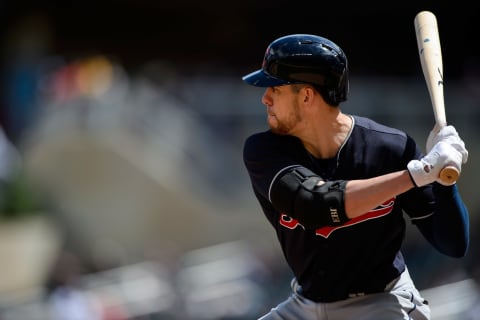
[{"x1": 262, "y1": 85, "x2": 303, "y2": 135}]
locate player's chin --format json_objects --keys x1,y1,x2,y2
[
  {"x1": 267, "y1": 115, "x2": 277, "y2": 125},
  {"x1": 269, "y1": 124, "x2": 289, "y2": 136},
  {"x1": 267, "y1": 117, "x2": 278, "y2": 130}
]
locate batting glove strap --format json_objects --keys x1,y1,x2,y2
[{"x1": 408, "y1": 159, "x2": 435, "y2": 187}]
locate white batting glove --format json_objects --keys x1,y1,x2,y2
[
  {"x1": 408, "y1": 141, "x2": 463, "y2": 187},
  {"x1": 426, "y1": 125, "x2": 469, "y2": 164}
]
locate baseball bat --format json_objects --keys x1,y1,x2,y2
[{"x1": 414, "y1": 10, "x2": 459, "y2": 184}]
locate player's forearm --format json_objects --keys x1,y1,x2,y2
[{"x1": 344, "y1": 170, "x2": 415, "y2": 219}]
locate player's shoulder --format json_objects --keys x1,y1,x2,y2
[
  {"x1": 352, "y1": 115, "x2": 407, "y2": 138},
  {"x1": 350, "y1": 115, "x2": 419, "y2": 166},
  {"x1": 351, "y1": 115, "x2": 418, "y2": 157}
]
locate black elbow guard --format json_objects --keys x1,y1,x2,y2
[{"x1": 269, "y1": 166, "x2": 348, "y2": 229}]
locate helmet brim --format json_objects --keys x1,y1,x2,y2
[{"x1": 242, "y1": 70, "x2": 289, "y2": 87}]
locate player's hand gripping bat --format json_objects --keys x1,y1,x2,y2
[{"x1": 414, "y1": 10, "x2": 459, "y2": 185}]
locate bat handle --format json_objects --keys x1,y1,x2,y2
[{"x1": 439, "y1": 165, "x2": 459, "y2": 184}]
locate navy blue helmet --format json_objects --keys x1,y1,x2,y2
[{"x1": 242, "y1": 34, "x2": 349, "y2": 106}]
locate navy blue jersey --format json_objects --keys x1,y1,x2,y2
[{"x1": 243, "y1": 115, "x2": 437, "y2": 302}]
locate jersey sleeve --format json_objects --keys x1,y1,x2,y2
[{"x1": 414, "y1": 184, "x2": 469, "y2": 257}]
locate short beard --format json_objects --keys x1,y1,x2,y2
[{"x1": 270, "y1": 101, "x2": 302, "y2": 135}]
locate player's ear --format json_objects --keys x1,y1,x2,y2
[{"x1": 303, "y1": 86, "x2": 315, "y2": 103}]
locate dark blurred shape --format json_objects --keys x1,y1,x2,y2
[
  {"x1": 1, "y1": 9, "x2": 54, "y2": 143},
  {"x1": 1, "y1": 1, "x2": 478, "y2": 81}
]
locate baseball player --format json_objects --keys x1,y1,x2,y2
[{"x1": 241, "y1": 34, "x2": 469, "y2": 320}]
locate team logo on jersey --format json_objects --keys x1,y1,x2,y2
[{"x1": 279, "y1": 197, "x2": 396, "y2": 238}]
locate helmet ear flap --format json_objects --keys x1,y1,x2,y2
[
  {"x1": 329, "y1": 68, "x2": 349, "y2": 106},
  {"x1": 314, "y1": 86, "x2": 338, "y2": 106},
  {"x1": 328, "y1": 90, "x2": 339, "y2": 106}
]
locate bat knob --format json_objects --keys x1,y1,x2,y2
[{"x1": 439, "y1": 166, "x2": 459, "y2": 184}]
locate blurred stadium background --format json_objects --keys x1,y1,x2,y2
[{"x1": 0, "y1": 1, "x2": 479, "y2": 319}]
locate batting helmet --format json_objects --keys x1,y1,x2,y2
[{"x1": 242, "y1": 34, "x2": 349, "y2": 106}]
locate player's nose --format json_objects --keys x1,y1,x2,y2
[{"x1": 262, "y1": 88, "x2": 273, "y2": 107}]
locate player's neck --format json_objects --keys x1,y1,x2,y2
[{"x1": 300, "y1": 111, "x2": 352, "y2": 159}]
